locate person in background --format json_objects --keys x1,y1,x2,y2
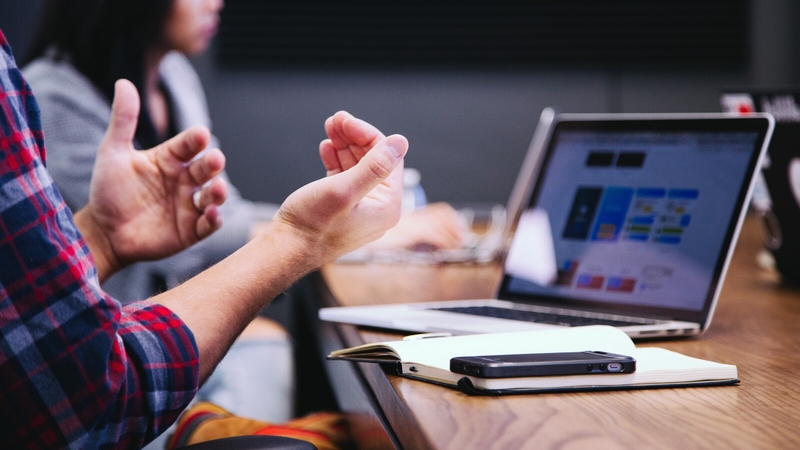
[
  {"x1": 1, "y1": 25, "x2": 409, "y2": 447},
  {"x1": 22, "y1": 0, "x2": 467, "y2": 428}
]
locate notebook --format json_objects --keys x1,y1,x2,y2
[
  {"x1": 327, "y1": 326, "x2": 739, "y2": 395},
  {"x1": 720, "y1": 90, "x2": 800, "y2": 284},
  {"x1": 320, "y1": 113, "x2": 775, "y2": 339}
]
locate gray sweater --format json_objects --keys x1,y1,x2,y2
[{"x1": 24, "y1": 51, "x2": 279, "y2": 302}]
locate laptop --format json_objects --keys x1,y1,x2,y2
[
  {"x1": 721, "y1": 90, "x2": 800, "y2": 285},
  {"x1": 320, "y1": 113, "x2": 775, "y2": 339}
]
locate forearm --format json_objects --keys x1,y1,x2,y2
[{"x1": 153, "y1": 220, "x2": 324, "y2": 382}]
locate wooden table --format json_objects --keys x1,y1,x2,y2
[{"x1": 313, "y1": 215, "x2": 800, "y2": 449}]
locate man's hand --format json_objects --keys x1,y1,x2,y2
[
  {"x1": 74, "y1": 79, "x2": 228, "y2": 282},
  {"x1": 320, "y1": 111, "x2": 467, "y2": 252},
  {"x1": 272, "y1": 111, "x2": 408, "y2": 265}
]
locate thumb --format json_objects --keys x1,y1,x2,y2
[
  {"x1": 337, "y1": 134, "x2": 408, "y2": 202},
  {"x1": 101, "y1": 79, "x2": 140, "y2": 152}
]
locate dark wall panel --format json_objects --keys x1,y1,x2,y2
[{"x1": 218, "y1": 0, "x2": 747, "y2": 68}]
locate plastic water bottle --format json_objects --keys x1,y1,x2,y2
[{"x1": 402, "y1": 168, "x2": 427, "y2": 212}]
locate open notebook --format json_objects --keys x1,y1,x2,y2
[
  {"x1": 321, "y1": 113, "x2": 774, "y2": 339},
  {"x1": 327, "y1": 326, "x2": 738, "y2": 395}
]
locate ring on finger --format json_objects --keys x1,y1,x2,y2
[{"x1": 192, "y1": 190, "x2": 203, "y2": 211}]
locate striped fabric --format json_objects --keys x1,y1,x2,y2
[
  {"x1": 0, "y1": 30, "x2": 199, "y2": 449},
  {"x1": 167, "y1": 402, "x2": 349, "y2": 450}
]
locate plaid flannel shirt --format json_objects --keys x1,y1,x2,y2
[{"x1": 0, "y1": 31, "x2": 199, "y2": 449}]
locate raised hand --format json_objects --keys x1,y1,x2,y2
[
  {"x1": 320, "y1": 111, "x2": 468, "y2": 252},
  {"x1": 75, "y1": 79, "x2": 228, "y2": 281},
  {"x1": 274, "y1": 112, "x2": 408, "y2": 264}
]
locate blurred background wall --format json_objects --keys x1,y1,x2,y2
[{"x1": 2, "y1": 0, "x2": 799, "y2": 206}]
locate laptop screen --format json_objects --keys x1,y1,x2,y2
[{"x1": 500, "y1": 116, "x2": 772, "y2": 322}]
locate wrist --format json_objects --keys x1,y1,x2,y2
[
  {"x1": 255, "y1": 220, "x2": 330, "y2": 273},
  {"x1": 73, "y1": 207, "x2": 123, "y2": 283}
]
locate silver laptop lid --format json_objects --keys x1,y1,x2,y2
[
  {"x1": 504, "y1": 107, "x2": 556, "y2": 236},
  {"x1": 496, "y1": 113, "x2": 774, "y2": 330}
]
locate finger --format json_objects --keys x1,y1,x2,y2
[
  {"x1": 422, "y1": 220, "x2": 463, "y2": 247},
  {"x1": 341, "y1": 115, "x2": 385, "y2": 155},
  {"x1": 335, "y1": 134, "x2": 408, "y2": 206},
  {"x1": 324, "y1": 112, "x2": 387, "y2": 172},
  {"x1": 196, "y1": 204, "x2": 223, "y2": 239},
  {"x1": 100, "y1": 79, "x2": 140, "y2": 152},
  {"x1": 430, "y1": 204, "x2": 470, "y2": 235},
  {"x1": 155, "y1": 125, "x2": 211, "y2": 164},
  {"x1": 192, "y1": 177, "x2": 228, "y2": 211},
  {"x1": 324, "y1": 111, "x2": 353, "y2": 149},
  {"x1": 319, "y1": 140, "x2": 343, "y2": 175},
  {"x1": 402, "y1": 212, "x2": 465, "y2": 250},
  {"x1": 439, "y1": 224, "x2": 468, "y2": 248},
  {"x1": 188, "y1": 147, "x2": 226, "y2": 185},
  {"x1": 336, "y1": 148, "x2": 359, "y2": 172},
  {"x1": 327, "y1": 112, "x2": 385, "y2": 159}
]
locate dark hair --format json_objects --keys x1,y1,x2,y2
[{"x1": 24, "y1": 0, "x2": 175, "y2": 149}]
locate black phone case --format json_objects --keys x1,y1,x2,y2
[{"x1": 450, "y1": 351, "x2": 636, "y2": 378}]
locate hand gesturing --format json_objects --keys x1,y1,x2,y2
[
  {"x1": 78, "y1": 79, "x2": 228, "y2": 279},
  {"x1": 273, "y1": 111, "x2": 408, "y2": 264}
]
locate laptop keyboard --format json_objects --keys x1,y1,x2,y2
[{"x1": 433, "y1": 306, "x2": 655, "y2": 327}]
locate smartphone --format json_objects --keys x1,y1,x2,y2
[{"x1": 450, "y1": 351, "x2": 636, "y2": 378}]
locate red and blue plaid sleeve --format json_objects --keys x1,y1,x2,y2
[{"x1": 0, "y1": 31, "x2": 199, "y2": 449}]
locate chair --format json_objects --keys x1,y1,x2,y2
[{"x1": 176, "y1": 435, "x2": 316, "y2": 450}]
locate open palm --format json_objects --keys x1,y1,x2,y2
[{"x1": 84, "y1": 79, "x2": 228, "y2": 270}]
